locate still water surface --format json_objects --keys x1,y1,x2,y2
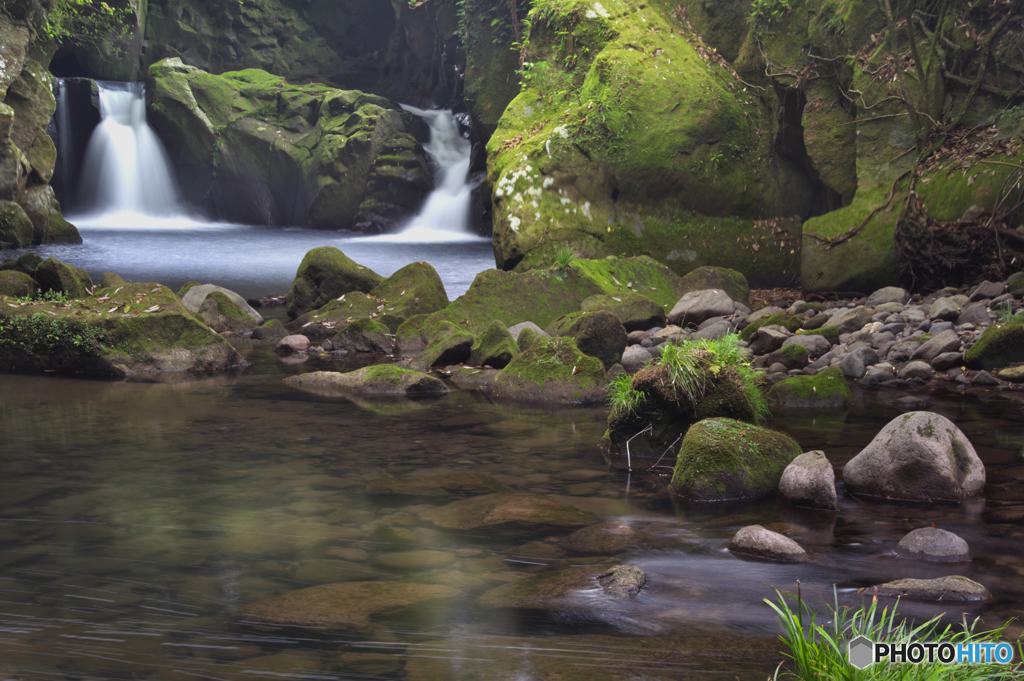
[{"x1": 1, "y1": 345, "x2": 1023, "y2": 679}]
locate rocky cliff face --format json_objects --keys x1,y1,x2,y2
[
  {"x1": 0, "y1": 3, "x2": 80, "y2": 250},
  {"x1": 146, "y1": 58, "x2": 431, "y2": 229}
]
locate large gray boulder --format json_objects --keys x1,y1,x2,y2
[
  {"x1": 895, "y1": 527, "x2": 970, "y2": 563},
  {"x1": 182, "y1": 284, "x2": 264, "y2": 334},
  {"x1": 910, "y1": 329, "x2": 962, "y2": 361},
  {"x1": 843, "y1": 412, "x2": 985, "y2": 502},
  {"x1": 667, "y1": 289, "x2": 736, "y2": 327},
  {"x1": 778, "y1": 451, "x2": 839, "y2": 511},
  {"x1": 730, "y1": 525, "x2": 808, "y2": 562}
]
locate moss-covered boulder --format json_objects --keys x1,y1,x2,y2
[
  {"x1": 482, "y1": 336, "x2": 607, "y2": 404},
  {"x1": 0, "y1": 269, "x2": 35, "y2": 297},
  {"x1": 0, "y1": 252, "x2": 42, "y2": 275},
  {"x1": 581, "y1": 292, "x2": 666, "y2": 331},
  {"x1": 99, "y1": 272, "x2": 128, "y2": 289},
  {"x1": 33, "y1": 257, "x2": 93, "y2": 298},
  {"x1": 420, "y1": 321, "x2": 475, "y2": 369},
  {"x1": 235, "y1": 581, "x2": 465, "y2": 633},
  {"x1": 252, "y1": 318, "x2": 289, "y2": 343},
  {"x1": 286, "y1": 247, "x2": 383, "y2": 319},
  {"x1": 293, "y1": 262, "x2": 450, "y2": 333},
  {"x1": 669, "y1": 418, "x2": 802, "y2": 503},
  {"x1": 768, "y1": 367, "x2": 853, "y2": 409},
  {"x1": 765, "y1": 344, "x2": 809, "y2": 371},
  {"x1": 468, "y1": 320, "x2": 519, "y2": 369},
  {"x1": 419, "y1": 493, "x2": 594, "y2": 538},
  {"x1": 284, "y1": 365, "x2": 448, "y2": 397},
  {"x1": 146, "y1": 59, "x2": 431, "y2": 231},
  {"x1": 0, "y1": 281, "x2": 245, "y2": 376},
  {"x1": 486, "y1": 0, "x2": 807, "y2": 282},
  {"x1": 180, "y1": 285, "x2": 263, "y2": 335},
  {"x1": 19, "y1": 186, "x2": 80, "y2": 246},
  {"x1": 331, "y1": 318, "x2": 394, "y2": 354},
  {"x1": 678, "y1": 267, "x2": 751, "y2": 308},
  {"x1": 545, "y1": 309, "x2": 626, "y2": 368},
  {"x1": 0, "y1": 200, "x2": 33, "y2": 248},
  {"x1": 964, "y1": 322, "x2": 1024, "y2": 371}
]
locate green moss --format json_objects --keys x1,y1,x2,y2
[
  {"x1": 916, "y1": 151, "x2": 1024, "y2": 222},
  {"x1": 816, "y1": 326, "x2": 841, "y2": 346},
  {"x1": 964, "y1": 321, "x2": 1024, "y2": 370},
  {"x1": 669, "y1": 417, "x2": 802, "y2": 502},
  {"x1": 360, "y1": 364, "x2": 409, "y2": 387},
  {"x1": 177, "y1": 281, "x2": 202, "y2": 298},
  {"x1": 778, "y1": 344, "x2": 808, "y2": 360},
  {"x1": 486, "y1": 336, "x2": 607, "y2": 403},
  {"x1": 768, "y1": 366, "x2": 853, "y2": 408},
  {"x1": 208, "y1": 291, "x2": 250, "y2": 320},
  {"x1": 794, "y1": 302, "x2": 825, "y2": 314},
  {"x1": 739, "y1": 313, "x2": 803, "y2": 341}
]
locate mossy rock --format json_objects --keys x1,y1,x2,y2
[
  {"x1": 286, "y1": 247, "x2": 383, "y2": 319},
  {"x1": 0, "y1": 281, "x2": 244, "y2": 376},
  {"x1": 332, "y1": 318, "x2": 393, "y2": 354},
  {"x1": 99, "y1": 272, "x2": 128, "y2": 289},
  {"x1": 0, "y1": 200, "x2": 33, "y2": 248},
  {"x1": 794, "y1": 302, "x2": 825, "y2": 314},
  {"x1": 252, "y1": 318, "x2": 288, "y2": 342},
  {"x1": 816, "y1": 325, "x2": 841, "y2": 346},
  {"x1": 284, "y1": 364, "x2": 448, "y2": 396},
  {"x1": 486, "y1": 0, "x2": 808, "y2": 284},
  {"x1": 292, "y1": 261, "x2": 449, "y2": 334},
  {"x1": 419, "y1": 493, "x2": 594, "y2": 538},
  {"x1": 394, "y1": 313, "x2": 430, "y2": 356},
  {"x1": 198, "y1": 291, "x2": 259, "y2": 334},
  {"x1": 581, "y1": 291, "x2": 667, "y2": 331},
  {"x1": 739, "y1": 313, "x2": 802, "y2": 342},
  {"x1": 420, "y1": 321, "x2": 475, "y2": 368},
  {"x1": 964, "y1": 322, "x2": 1024, "y2": 370},
  {"x1": 678, "y1": 266, "x2": 751, "y2": 308},
  {"x1": 669, "y1": 418, "x2": 802, "y2": 503},
  {"x1": 33, "y1": 257, "x2": 93, "y2": 298},
  {"x1": 19, "y1": 186, "x2": 81, "y2": 246},
  {"x1": 0, "y1": 270, "x2": 36, "y2": 297},
  {"x1": 483, "y1": 336, "x2": 607, "y2": 404},
  {"x1": 545, "y1": 309, "x2": 626, "y2": 368},
  {"x1": 468, "y1": 320, "x2": 519, "y2": 369},
  {"x1": 177, "y1": 281, "x2": 202, "y2": 297},
  {"x1": 0, "y1": 252, "x2": 42, "y2": 275},
  {"x1": 602, "y1": 361, "x2": 759, "y2": 470},
  {"x1": 768, "y1": 367, "x2": 853, "y2": 408}
]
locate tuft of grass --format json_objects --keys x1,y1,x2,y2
[
  {"x1": 554, "y1": 245, "x2": 577, "y2": 269},
  {"x1": 767, "y1": 584, "x2": 1021, "y2": 681},
  {"x1": 607, "y1": 372, "x2": 646, "y2": 415},
  {"x1": 661, "y1": 334, "x2": 771, "y2": 422},
  {"x1": 997, "y1": 301, "x2": 1024, "y2": 323}
]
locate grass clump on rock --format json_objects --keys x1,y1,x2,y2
[{"x1": 603, "y1": 334, "x2": 770, "y2": 469}]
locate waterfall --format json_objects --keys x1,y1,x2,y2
[
  {"x1": 74, "y1": 81, "x2": 184, "y2": 225},
  {"x1": 364, "y1": 106, "x2": 477, "y2": 242}
]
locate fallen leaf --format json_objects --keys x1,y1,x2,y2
[{"x1": 107, "y1": 307, "x2": 118, "y2": 313}]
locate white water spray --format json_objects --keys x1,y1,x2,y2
[
  {"x1": 74, "y1": 82, "x2": 188, "y2": 227},
  {"x1": 359, "y1": 106, "x2": 481, "y2": 243}
]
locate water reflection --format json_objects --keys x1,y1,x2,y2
[{"x1": 1, "y1": 352, "x2": 1022, "y2": 679}]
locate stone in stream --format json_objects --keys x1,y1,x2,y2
[
  {"x1": 330, "y1": 318, "x2": 394, "y2": 354},
  {"x1": 251, "y1": 318, "x2": 289, "y2": 343},
  {"x1": 276, "y1": 334, "x2": 310, "y2": 353},
  {"x1": 546, "y1": 309, "x2": 627, "y2": 368},
  {"x1": 560, "y1": 519, "x2": 656, "y2": 555},
  {"x1": 778, "y1": 451, "x2": 839, "y2": 511},
  {"x1": 477, "y1": 564, "x2": 646, "y2": 610},
  {"x1": 467, "y1": 320, "x2": 519, "y2": 368},
  {"x1": 870, "y1": 576, "x2": 991, "y2": 603},
  {"x1": 286, "y1": 246, "x2": 383, "y2": 319},
  {"x1": 729, "y1": 525, "x2": 808, "y2": 562},
  {"x1": 235, "y1": 581, "x2": 465, "y2": 632},
  {"x1": 667, "y1": 289, "x2": 736, "y2": 327},
  {"x1": 768, "y1": 367, "x2": 853, "y2": 409},
  {"x1": 894, "y1": 527, "x2": 970, "y2": 562},
  {"x1": 365, "y1": 473, "x2": 512, "y2": 497},
  {"x1": 181, "y1": 284, "x2": 263, "y2": 333},
  {"x1": 965, "y1": 321, "x2": 1024, "y2": 370},
  {"x1": 284, "y1": 365, "x2": 448, "y2": 397},
  {"x1": 670, "y1": 419, "x2": 802, "y2": 503},
  {"x1": 843, "y1": 411, "x2": 985, "y2": 502},
  {"x1": 419, "y1": 493, "x2": 594, "y2": 538},
  {"x1": 482, "y1": 336, "x2": 607, "y2": 404}
]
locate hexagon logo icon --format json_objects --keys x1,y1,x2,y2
[{"x1": 849, "y1": 636, "x2": 874, "y2": 669}]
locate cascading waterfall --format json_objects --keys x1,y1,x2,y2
[
  {"x1": 364, "y1": 105, "x2": 478, "y2": 242},
  {"x1": 74, "y1": 81, "x2": 184, "y2": 225}
]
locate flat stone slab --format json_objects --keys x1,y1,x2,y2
[
  {"x1": 284, "y1": 365, "x2": 448, "y2": 396},
  {"x1": 871, "y1": 576, "x2": 991, "y2": 602}
]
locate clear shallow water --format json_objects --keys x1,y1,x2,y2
[
  {"x1": 9, "y1": 223, "x2": 495, "y2": 300},
  {"x1": 1, "y1": 349, "x2": 1023, "y2": 680}
]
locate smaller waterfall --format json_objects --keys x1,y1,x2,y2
[
  {"x1": 74, "y1": 82, "x2": 184, "y2": 226},
  {"x1": 362, "y1": 106, "x2": 479, "y2": 242}
]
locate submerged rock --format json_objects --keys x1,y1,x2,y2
[
  {"x1": 365, "y1": 473, "x2": 512, "y2": 497},
  {"x1": 477, "y1": 564, "x2": 645, "y2": 610},
  {"x1": 843, "y1": 411, "x2": 985, "y2": 502},
  {"x1": 894, "y1": 527, "x2": 970, "y2": 563},
  {"x1": 419, "y1": 493, "x2": 593, "y2": 538},
  {"x1": 730, "y1": 525, "x2": 808, "y2": 562},
  {"x1": 235, "y1": 581, "x2": 464, "y2": 632},
  {"x1": 560, "y1": 519, "x2": 655, "y2": 555},
  {"x1": 870, "y1": 576, "x2": 991, "y2": 603},
  {"x1": 284, "y1": 365, "x2": 448, "y2": 397}
]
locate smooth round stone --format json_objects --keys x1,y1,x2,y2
[
  {"x1": 372, "y1": 550, "x2": 455, "y2": 570},
  {"x1": 730, "y1": 525, "x2": 809, "y2": 562},
  {"x1": 895, "y1": 527, "x2": 970, "y2": 562}
]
